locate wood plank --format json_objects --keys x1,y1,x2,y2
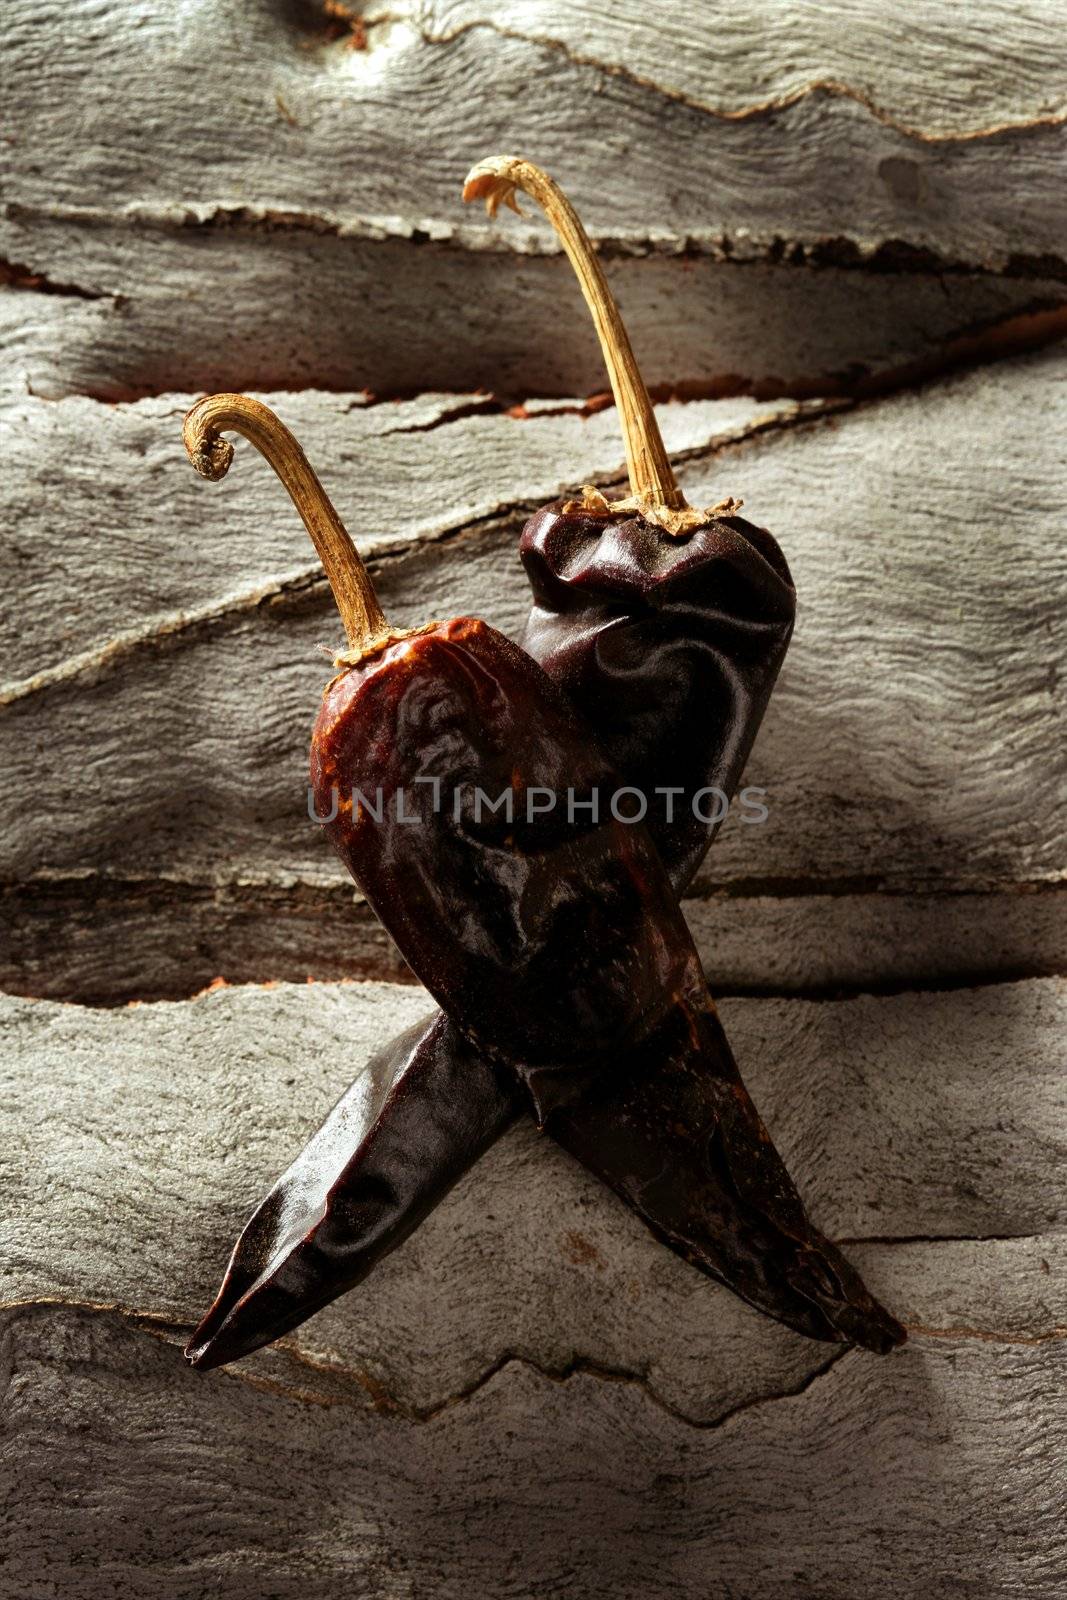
[
  {"x1": 0, "y1": 387, "x2": 795, "y2": 685},
  {"x1": 4, "y1": 0, "x2": 1065, "y2": 276},
  {"x1": 4, "y1": 213, "x2": 1064, "y2": 402},
  {"x1": 5, "y1": 3, "x2": 1064, "y2": 1590},
  {"x1": 428, "y1": 0, "x2": 1067, "y2": 133},
  {"x1": 2, "y1": 978, "x2": 1065, "y2": 1414},
  {"x1": 2, "y1": 1302, "x2": 1065, "y2": 1600},
  {"x1": 1, "y1": 351, "x2": 1063, "y2": 1003},
  {"x1": 4, "y1": 875, "x2": 1065, "y2": 1003},
  {"x1": 3, "y1": 976, "x2": 1066, "y2": 1596}
]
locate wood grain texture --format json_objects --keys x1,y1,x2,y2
[
  {"x1": 2, "y1": 977, "x2": 1066, "y2": 1595},
  {"x1": 5, "y1": 212, "x2": 1064, "y2": 403},
  {"x1": 3, "y1": 1, "x2": 1066, "y2": 1587},
  {"x1": 424, "y1": 0, "x2": 1067, "y2": 132},
  {"x1": 3, "y1": 0, "x2": 1066, "y2": 284},
  {"x1": 4, "y1": 1303, "x2": 1066, "y2": 1600},
  {"x1": 0, "y1": 387, "x2": 793, "y2": 686},
  {"x1": 4, "y1": 978, "x2": 1067, "y2": 1409},
  {"x1": 1, "y1": 350, "x2": 1063, "y2": 1001},
  {"x1": 5, "y1": 876, "x2": 1066, "y2": 1004}
]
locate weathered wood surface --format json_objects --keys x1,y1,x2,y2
[
  {"x1": 4, "y1": 0, "x2": 1067, "y2": 405},
  {"x1": 4, "y1": 0, "x2": 1065, "y2": 266},
  {"x1": 6, "y1": 877, "x2": 1067, "y2": 1004},
  {"x1": 423, "y1": 0, "x2": 1067, "y2": 132},
  {"x1": 4, "y1": 0, "x2": 1067, "y2": 1592},
  {"x1": 3, "y1": 978, "x2": 1067, "y2": 1595},
  {"x1": 8, "y1": 1303, "x2": 1066, "y2": 1600},
  {"x1": 5, "y1": 219, "x2": 1065, "y2": 403},
  {"x1": 2, "y1": 351, "x2": 1063, "y2": 997},
  {"x1": 0, "y1": 388, "x2": 796, "y2": 685}
]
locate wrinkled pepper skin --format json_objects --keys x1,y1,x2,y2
[
  {"x1": 519, "y1": 507, "x2": 796, "y2": 889},
  {"x1": 551, "y1": 987, "x2": 897, "y2": 1349},
  {"x1": 312, "y1": 617, "x2": 699, "y2": 1122},
  {"x1": 313, "y1": 615, "x2": 899, "y2": 1351},
  {"x1": 190, "y1": 512, "x2": 792, "y2": 1367},
  {"x1": 519, "y1": 514, "x2": 904, "y2": 1345},
  {"x1": 187, "y1": 522, "x2": 904, "y2": 1369},
  {"x1": 186, "y1": 1013, "x2": 515, "y2": 1366}
]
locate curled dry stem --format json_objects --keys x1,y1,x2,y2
[
  {"x1": 464, "y1": 156, "x2": 733, "y2": 537},
  {"x1": 183, "y1": 393, "x2": 392, "y2": 657}
]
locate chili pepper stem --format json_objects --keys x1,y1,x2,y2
[
  {"x1": 182, "y1": 393, "x2": 390, "y2": 655},
  {"x1": 463, "y1": 156, "x2": 736, "y2": 537}
]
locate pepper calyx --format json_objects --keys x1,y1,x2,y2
[
  {"x1": 560, "y1": 483, "x2": 744, "y2": 537},
  {"x1": 331, "y1": 620, "x2": 442, "y2": 672}
]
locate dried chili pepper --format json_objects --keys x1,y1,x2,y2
[
  {"x1": 182, "y1": 364, "x2": 902, "y2": 1365},
  {"x1": 181, "y1": 407, "x2": 704, "y2": 1120},
  {"x1": 490, "y1": 155, "x2": 797, "y2": 895}
]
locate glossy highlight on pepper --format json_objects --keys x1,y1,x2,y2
[
  {"x1": 185, "y1": 497, "x2": 805, "y2": 1370},
  {"x1": 180, "y1": 372, "x2": 903, "y2": 1368},
  {"x1": 312, "y1": 616, "x2": 697, "y2": 1121}
]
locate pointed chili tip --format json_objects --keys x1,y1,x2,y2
[
  {"x1": 849, "y1": 1303, "x2": 908, "y2": 1355},
  {"x1": 183, "y1": 1335, "x2": 225, "y2": 1372},
  {"x1": 180, "y1": 1261, "x2": 323, "y2": 1373},
  {"x1": 182, "y1": 1280, "x2": 266, "y2": 1371},
  {"x1": 787, "y1": 1246, "x2": 907, "y2": 1354},
  {"x1": 182, "y1": 1265, "x2": 260, "y2": 1371},
  {"x1": 182, "y1": 1313, "x2": 254, "y2": 1372},
  {"x1": 844, "y1": 1275, "x2": 908, "y2": 1354},
  {"x1": 183, "y1": 1340, "x2": 208, "y2": 1369}
]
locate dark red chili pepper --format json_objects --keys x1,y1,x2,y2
[
  {"x1": 181, "y1": 246, "x2": 902, "y2": 1363},
  {"x1": 183, "y1": 502, "x2": 793, "y2": 1369},
  {"x1": 184, "y1": 496, "x2": 806, "y2": 1365},
  {"x1": 313, "y1": 610, "x2": 707, "y2": 1120}
]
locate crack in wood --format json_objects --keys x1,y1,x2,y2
[
  {"x1": 0, "y1": 563, "x2": 328, "y2": 708},
  {"x1": 13, "y1": 1291, "x2": 1067, "y2": 1429},
  {"x1": 6, "y1": 196, "x2": 1066, "y2": 281},
  {"x1": 694, "y1": 875, "x2": 1067, "y2": 899},
  {"x1": 8, "y1": 291, "x2": 1065, "y2": 703},
  {"x1": 378, "y1": 396, "x2": 613, "y2": 433},
  {"x1": 664, "y1": 302, "x2": 1067, "y2": 403},
  {"x1": 1, "y1": 1294, "x2": 852, "y2": 1428},
  {"x1": 0, "y1": 257, "x2": 106, "y2": 301},
  {"x1": 908, "y1": 1322, "x2": 1067, "y2": 1346},
  {"x1": 8, "y1": 869, "x2": 1065, "y2": 907},
  {"x1": 11, "y1": 963, "x2": 1067, "y2": 1010},
  {"x1": 7, "y1": 266, "x2": 1066, "y2": 413},
  {"x1": 3, "y1": 874, "x2": 1065, "y2": 1006},
  {"x1": 0, "y1": 402, "x2": 830, "y2": 706},
  {"x1": 837, "y1": 1232, "x2": 1045, "y2": 1247},
  {"x1": 361, "y1": 8, "x2": 1067, "y2": 146},
  {"x1": 393, "y1": 1344, "x2": 854, "y2": 1432},
  {"x1": 709, "y1": 970, "x2": 1067, "y2": 1003},
  {"x1": 377, "y1": 395, "x2": 503, "y2": 433}
]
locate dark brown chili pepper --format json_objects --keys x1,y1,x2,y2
[
  {"x1": 480, "y1": 156, "x2": 796, "y2": 897},
  {"x1": 181, "y1": 370, "x2": 903, "y2": 1365},
  {"x1": 185, "y1": 500, "x2": 796, "y2": 1371},
  {"x1": 186, "y1": 1013, "x2": 514, "y2": 1366}
]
